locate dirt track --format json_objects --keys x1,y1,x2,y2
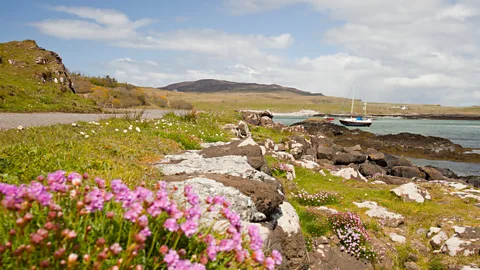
[{"x1": 0, "y1": 109, "x2": 186, "y2": 130}]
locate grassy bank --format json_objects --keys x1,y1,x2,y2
[{"x1": 0, "y1": 111, "x2": 236, "y2": 185}]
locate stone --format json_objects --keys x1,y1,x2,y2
[
  {"x1": 167, "y1": 177, "x2": 264, "y2": 223},
  {"x1": 317, "y1": 146, "x2": 333, "y2": 160},
  {"x1": 268, "y1": 202, "x2": 309, "y2": 270},
  {"x1": 264, "y1": 139, "x2": 275, "y2": 150},
  {"x1": 391, "y1": 166, "x2": 426, "y2": 179},
  {"x1": 430, "y1": 231, "x2": 448, "y2": 250},
  {"x1": 333, "y1": 168, "x2": 367, "y2": 181},
  {"x1": 389, "y1": 232, "x2": 406, "y2": 244},
  {"x1": 353, "y1": 201, "x2": 404, "y2": 227},
  {"x1": 260, "y1": 116, "x2": 274, "y2": 126},
  {"x1": 427, "y1": 227, "x2": 442, "y2": 237},
  {"x1": 333, "y1": 151, "x2": 367, "y2": 165},
  {"x1": 421, "y1": 166, "x2": 444, "y2": 180},
  {"x1": 391, "y1": 183, "x2": 431, "y2": 203},
  {"x1": 260, "y1": 110, "x2": 273, "y2": 118},
  {"x1": 405, "y1": 262, "x2": 420, "y2": 270},
  {"x1": 237, "y1": 121, "x2": 251, "y2": 138},
  {"x1": 317, "y1": 206, "x2": 339, "y2": 214},
  {"x1": 275, "y1": 143, "x2": 288, "y2": 151},
  {"x1": 308, "y1": 244, "x2": 373, "y2": 270},
  {"x1": 373, "y1": 175, "x2": 411, "y2": 185},
  {"x1": 35, "y1": 56, "x2": 46, "y2": 64},
  {"x1": 271, "y1": 151, "x2": 295, "y2": 162},
  {"x1": 359, "y1": 161, "x2": 387, "y2": 177},
  {"x1": 157, "y1": 151, "x2": 276, "y2": 183},
  {"x1": 285, "y1": 164, "x2": 296, "y2": 181},
  {"x1": 346, "y1": 144, "x2": 362, "y2": 152},
  {"x1": 293, "y1": 159, "x2": 319, "y2": 170}
]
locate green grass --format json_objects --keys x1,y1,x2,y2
[{"x1": 0, "y1": 112, "x2": 231, "y2": 185}]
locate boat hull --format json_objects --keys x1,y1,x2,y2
[{"x1": 339, "y1": 119, "x2": 372, "y2": 127}]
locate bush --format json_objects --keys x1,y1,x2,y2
[
  {"x1": 170, "y1": 100, "x2": 194, "y2": 110},
  {"x1": 0, "y1": 171, "x2": 282, "y2": 269}
]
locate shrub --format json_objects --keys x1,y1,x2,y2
[
  {"x1": 170, "y1": 100, "x2": 194, "y2": 110},
  {"x1": 291, "y1": 189, "x2": 338, "y2": 206},
  {"x1": 0, "y1": 171, "x2": 282, "y2": 269},
  {"x1": 329, "y1": 212, "x2": 376, "y2": 262}
]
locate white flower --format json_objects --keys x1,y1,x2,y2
[
  {"x1": 115, "y1": 129, "x2": 119, "y2": 132},
  {"x1": 17, "y1": 126, "x2": 24, "y2": 130},
  {"x1": 80, "y1": 132, "x2": 85, "y2": 135},
  {"x1": 91, "y1": 130, "x2": 96, "y2": 134},
  {"x1": 123, "y1": 130, "x2": 128, "y2": 133},
  {"x1": 106, "y1": 122, "x2": 109, "y2": 125},
  {"x1": 128, "y1": 126, "x2": 132, "y2": 130},
  {"x1": 135, "y1": 127, "x2": 141, "y2": 132},
  {"x1": 84, "y1": 135, "x2": 89, "y2": 138},
  {"x1": 72, "y1": 123, "x2": 77, "y2": 127}
]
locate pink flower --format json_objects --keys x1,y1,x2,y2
[
  {"x1": 271, "y1": 249, "x2": 283, "y2": 265},
  {"x1": 264, "y1": 257, "x2": 275, "y2": 270},
  {"x1": 164, "y1": 250, "x2": 179, "y2": 267},
  {"x1": 164, "y1": 218, "x2": 179, "y2": 232},
  {"x1": 206, "y1": 245, "x2": 218, "y2": 261},
  {"x1": 180, "y1": 219, "x2": 198, "y2": 237},
  {"x1": 110, "y1": 243, "x2": 123, "y2": 255}
]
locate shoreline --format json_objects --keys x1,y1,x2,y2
[{"x1": 312, "y1": 113, "x2": 480, "y2": 121}]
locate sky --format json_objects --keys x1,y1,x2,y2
[{"x1": 1, "y1": 0, "x2": 480, "y2": 106}]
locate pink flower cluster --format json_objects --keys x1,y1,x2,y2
[
  {"x1": 329, "y1": 212, "x2": 375, "y2": 261},
  {"x1": 0, "y1": 170, "x2": 283, "y2": 269}
]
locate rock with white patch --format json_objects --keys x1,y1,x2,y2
[
  {"x1": 271, "y1": 151, "x2": 295, "y2": 162},
  {"x1": 389, "y1": 233, "x2": 406, "y2": 244},
  {"x1": 353, "y1": 201, "x2": 404, "y2": 227},
  {"x1": 333, "y1": 168, "x2": 367, "y2": 181},
  {"x1": 293, "y1": 159, "x2": 319, "y2": 170},
  {"x1": 430, "y1": 231, "x2": 448, "y2": 250},
  {"x1": 391, "y1": 183, "x2": 431, "y2": 203}
]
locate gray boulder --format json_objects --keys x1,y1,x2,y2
[
  {"x1": 360, "y1": 161, "x2": 387, "y2": 177},
  {"x1": 333, "y1": 151, "x2": 367, "y2": 165},
  {"x1": 420, "y1": 166, "x2": 444, "y2": 180},
  {"x1": 317, "y1": 146, "x2": 333, "y2": 160},
  {"x1": 391, "y1": 166, "x2": 426, "y2": 179},
  {"x1": 366, "y1": 148, "x2": 387, "y2": 167},
  {"x1": 391, "y1": 183, "x2": 431, "y2": 203}
]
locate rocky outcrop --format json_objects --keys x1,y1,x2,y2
[
  {"x1": 333, "y1": 151, "x2": 367, "y2": 165},
  {"x1": 360, "y1": 161, "x2": 386, "y2": 177},
  {"x1": 421, "y1": 166, "x2": 444, "y2": 180},
  {"x1": 391, "y1": 183, "x2": 431, "y2": 203},
  {"x1": 441, "y1": 226, "x2": 480, "y2": 256}
]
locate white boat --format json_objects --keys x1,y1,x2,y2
[{"x1": 339, "y1": 84, "x2": 373, "y2": 127}]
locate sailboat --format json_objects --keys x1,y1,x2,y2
[{"x1": 339, "y1": 84, "x2": 373, "y2": 127}]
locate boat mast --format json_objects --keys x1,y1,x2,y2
[
  {"x1": 363, "y1": 97, "x2": 367, "y2": 116},
  {"x1": 350, "y1": 83, "x2": 355, "y2": 118}
]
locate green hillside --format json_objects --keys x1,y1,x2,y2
[{"x1": 0, "y1": 40, "x2": 99, "y2": 112}]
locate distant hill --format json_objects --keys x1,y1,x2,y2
[
  {"x1": 160, "y1": 79, "x2": 323, "y2": 96},
  {"x1": 0, "y1": 40, "x2": 98, "y2": 112}
]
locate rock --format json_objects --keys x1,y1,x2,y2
[
  {"x1": 389, "y1": 232, "x2": 406, "y2": 244},
  {"x1": 275, "y1": 143, "x2": 288, "y2": 151},
  {"x1": 264, "y1": 139, "x2": 275, "y2": 150},
  {"x1": 167, "y1": 177, "x2": 264, "y2": 222},
  {"x1": 241, "y1": 111, "x2": 260, "y2": 126},
  {"x1": 430, "y1": 231, "x2": 448, "y2": 250},
  {"x1": 317, "y1": 146, "x2": 333, "y2": 160},
  {"x1": 427, "y1": 227, "x2": 442, "y2": 237},
  {"x1": 317, "y1": 206, "x2": 339, "y2": 214},
  {"x1": 391, "y1": 166, "x2": 426, "y2": 179},
  {"x1": 35, "y1": 56, "x2": 47, "y2": 64},
  {"x1": 260, "y1": 110, "x2": 273, "y2": 118},
  {"x1": 285, "y1": 164, "x2": 296, "y2": 181},
  {"x1": 308, "y1": 244, "x2": 373, "y2": 270},
  {"x1": 200, "y1": 141, "x2": 231, "y2": 148},
  {"x1": 385, "y1": 154, "x2": 413, "y2": 170},
  {"x1": 260, "y1": 116, "x2": 274, "y2": 126},
  {"x1": 421, "y1": 166, "x2": 444, "y2": 180},
  {"x1": 391, "y1": 183, "x2": 431, "y2": 203},
  {"x1": 345, "y1": 144, "x2": 362, "y2": 152},
  {"x1": 333, "y1": 168, "x2": 367, "y2": 181},
  {"x1": 237, "y1": 121, "x2": 251, "y2": 138},
  {"x1": 158, "y1": 151, "x2": 276, "y2": 183},
  {"x1": 200, "y1": 138, "x2": 270, "y2": 174},
  {"x1": 416, "y1": 228, "x2": 427, "y2": 236},
  {"x1": 441, "y1": 235, "x2": 480, "y2": 256},
  {"x1": 293, "y1": 159, "x2": 319, "y2": 170},
  {"x1": 268, "y1": 202, "x2": 309, "y2": 270},
  {"x1": 367, "y1": 150, "x2": 387, "y2": 167},
  {"x1": 463, "y1": 176, "x2": 480, "y2": 188},
  {"x1": 405, "y1": 262, "x2": 420, "y2": 270},
  {"x1": 8, "y1": 59, "x2": 16, "y2": 65},
  {"x1": 290, "y1": 143, "x2": 304, "y2": 159},
  {"x1": 373, "y1": 175, "x2": 411, "y2": 185},
  {"x1": 353, "y1": 201, "x2": 404, "y2": 227},
  {"x1": 333, "y1": 152, "x2": 367, "y2": 165},
  {"x1": 271, "y1": 151, "x2": 295, "y2": 162},
  {"x1": 359, "y1": 161, "x2": 387, "y2": 177}
]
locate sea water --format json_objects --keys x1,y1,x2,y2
[{"x1": 273, "y1": 116, "x2": 480, "y2": 175}]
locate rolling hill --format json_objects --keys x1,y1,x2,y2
[{"x1": 160, "y1": 79, "x2": 324, "y2": 96}]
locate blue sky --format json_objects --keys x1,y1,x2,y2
[{"x1": 1, "y1": 0, "x2": 480, "y2": 106}]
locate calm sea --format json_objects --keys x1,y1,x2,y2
[{"x1": 273, "y1": 116, "x2": 480, "y2": 176}]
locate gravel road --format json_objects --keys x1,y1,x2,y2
[{"x1": 0, "y1": 109, "x2": 186, "y2": 130}]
